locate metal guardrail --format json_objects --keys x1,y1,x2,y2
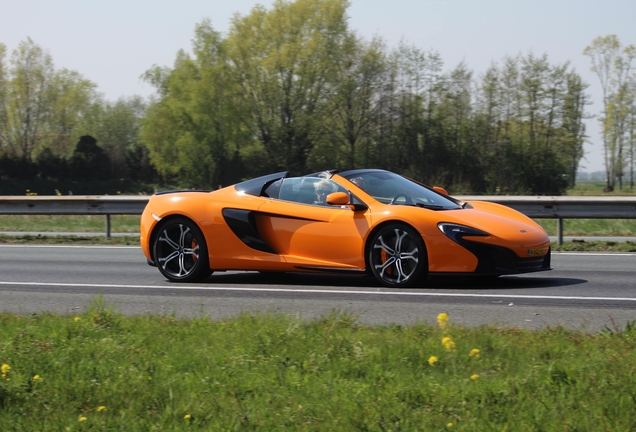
[
  {"x1": 1, "y1": 195, "x2": 635, "y2": 243},
  {"x1": 0, "y1": 196, "x2": 148, "y2": 239}
]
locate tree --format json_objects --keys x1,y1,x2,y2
[
  {"x1": 0, "y1": 39, "x2": 99, "y2": 167},
  {"x1": 473, "y1": 53, "x2": 586, "y2": 194},
  {"x1": 85, "y1": 96, "x2": 146, "y2": 179},
  {"x1": 584, "y1": 35, "x2": 636, "y2": 190},
  {"x1": 560, "y1": 72, "x2": 590, "y2": 187},
  {"x1": 628, "y1": 94, "x2": 636, "y2": 188},
  {"x1": 3, "y1": 38, "x2": 54, "y2": 162},
  {"x1": 0, "y1": 43, "x2": 9, "y2": 154},
  {"x1": 142, "y1": 21, "x2": 247, "y2": 188},
  {"x1": 69, "y1": 135, "x2": 110, "y2": 181},
  {"x1": 438, "y1": 61, "x2": 477, "y2": 189},
  {"x1": 45, "y1": 68, "x2": 97, "y2": 158},
  {"x1": 317, "y1": 36, "x2": 386, "y2": 170},
  {"x1": 226, "y1": 0, "x2": 350, "y2": 174}
]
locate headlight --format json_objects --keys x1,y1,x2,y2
[{"x1": 438, "y1": 223, "x2": 490, "y2": 243}]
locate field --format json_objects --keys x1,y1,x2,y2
[
  {"x1": 0, "y1": 214, "x2": 140, "y2": 233},
  {"x1": 1, "y1": 301, "x2": 635, "y2": 430},
  {"x1": 566, "y1": 181, "x2": 636, "y2": 196}
]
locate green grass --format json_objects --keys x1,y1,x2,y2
[
  {"x1": 0, "y1": 234, "x2": 141, "y2": 246},
  {"x1": 1, "y1": 301, "x2": 635, "y2": 430},
  {"x1": 0, "y1": 214, "x2": 140, "y2": 233},
  {"x1": 567, "y1": 181, "x2": 636, "y2": 196},
  {"x1": 535, "y1": 219, "x2": 636, "y2": 236},
  {"x1": 551, "y1": 240, "x2": 636, "y2": 252}
]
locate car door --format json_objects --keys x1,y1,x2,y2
[{"x1": 255, "y1": 177, "x2": 370, "y2": 270}]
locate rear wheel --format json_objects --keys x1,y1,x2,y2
[
  {"x1": 153, "y1": 217, "x2": 211, "y2": 282},
  {"x1": 367, "y1": 223, "x2": 428, "y2": 288}
]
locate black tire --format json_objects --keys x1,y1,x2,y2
[
  {"x1": 153, "y1": 217, "x2": 211, "y2": 282},
  {"x1": 367, "y1": 223, "x2": 428, "y2": 288}
]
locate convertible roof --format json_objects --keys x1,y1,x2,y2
[
  {"x1": 234, "y1": 171, "x2": 289, "y2": 196},
  {"x1": 339, "y1": 168, "x2": 387, "y2": 177}
]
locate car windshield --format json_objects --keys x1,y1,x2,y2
[{"x1": 342, "y1": 170, "x2": 461, "y2": 210}]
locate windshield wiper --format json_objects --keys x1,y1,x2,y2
[
  {"x1": 388, "y1": 202, "x2": 449, "y2": 210},
  {"x1": 413, "y1": 203, "x2": 446, "y2": 210}
]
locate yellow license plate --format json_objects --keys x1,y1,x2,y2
[{"x1": 527, "y1": 248, "x2": 545, "y2": 257}]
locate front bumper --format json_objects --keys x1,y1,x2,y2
[{"x1": 462, "y1": 240, "x2": 552, "y2": 275}]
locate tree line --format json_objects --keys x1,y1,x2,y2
[
  {"x1": 0, "y1": 39, "x2": 155, "y2": 188},
  {"x1": 141, "y1": 0, "x2": 589, "y2": 194},
  {"x1": 4, "y1": 0, "x2": 628, "y2": 195}
]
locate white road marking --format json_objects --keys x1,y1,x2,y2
[{"x1": 1, "y1": 281, "x2": 635, "y2": 302}]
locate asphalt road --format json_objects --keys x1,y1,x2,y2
[{"x1": 1, "y1": 245, "x2": 635, "y2": 332}]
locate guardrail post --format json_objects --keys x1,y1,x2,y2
[
  {"x1": 557, "y1": 218, "x2": 563, "y2": 246},
  {"x1": 105, "y1": 215, "x2": 111, "y2": 239}
]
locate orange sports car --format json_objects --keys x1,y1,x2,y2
[{"x1": 140, "y1": 169, "x2": 551, "y2": 287}]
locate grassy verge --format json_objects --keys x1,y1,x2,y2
[
  {"x1": 552, "y1": 240, "x2": 636, "y2": 252},
  {"x1": 535, "y1": 218, "x2": 636, "y2": 237},
  {"x1": 0, "y1": 215, "x2": 140, "y2": 233},
  {"x1": 567, "y1": 182, "x2": 636, "y2": 195},
  {"x1": 0, "y1": 234, "x2": 141, "y2": 246},
  {"x1": 1, "y1": 302, "x2": 635, "y2": 430}
]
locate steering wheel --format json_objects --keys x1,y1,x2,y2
[{"x1": 390, "y1": 193, "x2": 413, "y2": 205}]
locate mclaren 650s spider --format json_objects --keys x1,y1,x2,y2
[{"x1": 140, "y1": 169, "x2": 552, "y2": 287}]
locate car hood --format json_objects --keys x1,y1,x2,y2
[{"x1": 438, "y1": 201, "x2": 548, "y2": 246}]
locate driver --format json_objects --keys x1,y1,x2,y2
[
  {"x1": 350, "y1": 176, "x2": 366, "y2": 190},
  {"x1": 314, "y1": 179, "x2": 336, "y2": 204}
]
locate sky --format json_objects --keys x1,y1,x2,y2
[{"x1": 2, "y1": 0, "x2": 635, "y2": 173}]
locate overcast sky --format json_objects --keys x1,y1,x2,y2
[{"x1": 2, "y1": 0, "x2": 635, "y2": 172}]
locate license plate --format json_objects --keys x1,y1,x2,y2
[{"x1": 527, "y1": 248, "x2": 545, "y2": 257}]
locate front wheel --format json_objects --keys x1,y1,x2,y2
[
  {"x1": 367, "y1": 223, "x2": 428, "y2": 288},
  {"x1": 153, "y1": 217, "x2": 211, "y2": 282}
]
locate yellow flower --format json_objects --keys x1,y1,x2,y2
[
  {"x1": 441, "y1": 337, "x2": 455, "y2": 351},
  {"x1": 437, "y1": 312, "x2": 449, "y2": 328},
  {"x1": 33, "y1": 375, "x2": 42, "y2": 382},
  {"x1": 97, "y1": 406, "x2": 106, "y2": 412},
  {"x1": 79, "y1": 416, "x2": 87, "y2": 422},
  {"x1": 469, "y1": 349, "x2": 480, "y2": 358},
  {"x1": 184, "y1": 414, "x2": 191, "y2": 420},
  {"x1": 447, "y1": 423, "x2": 454, "y2": 428},
  {"x1": 428, "y1": 356, "x2": 438, "y2": 366},
  {"x1": 471, "y1": 374, "x2": 480, "y2": 381},
  {"x1": 74, "y1": 317, "x2": 81, "y2": 322},
  {"x1": 1, "y1": 364, "x2": 10, "y2": 374}
]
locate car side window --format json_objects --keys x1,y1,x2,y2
[
  {"x1": 277, "y1": 177, "x2": 347, "y2": 206},
  {"x1": 262, "y1": 179, "x2": 282, "y2": 198}
]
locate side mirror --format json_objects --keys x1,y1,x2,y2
[
  {"x1": 433, "y1": 186, "x2": 448, "y2": 195},
  {"x1": 326, "y1": 191, "x2": 368, "y2": 211},
  {"x1": 325, "y1": 191, "x2": 350, "y2": 206}
]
